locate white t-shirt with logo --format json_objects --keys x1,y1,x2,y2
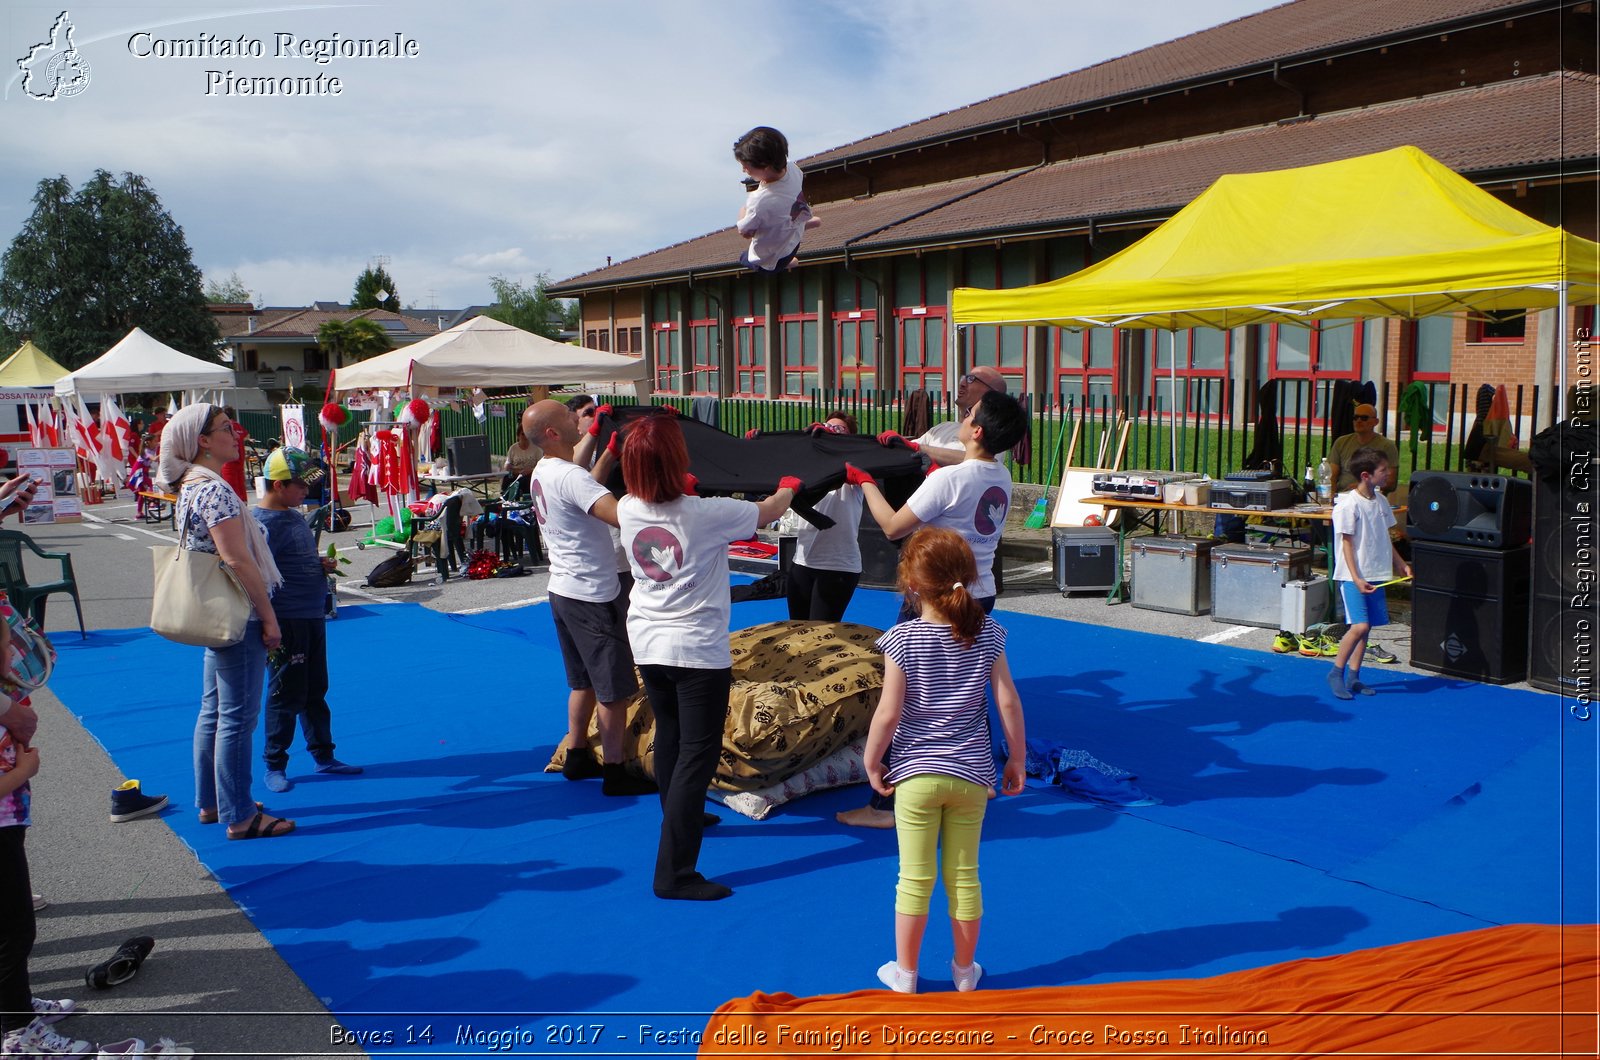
[
  {"x1": 905, "y1": 459, "x2": 1012, "y2": 598},
  {"x1": 793, "y1": 485, "x2": 863, "y2": 573},
  {"x1": 530, "y1": 457, "x2": 621, "y2": 603},
  {"x1": 617, "y1": 494, "x2": 760, "y2": 669}
]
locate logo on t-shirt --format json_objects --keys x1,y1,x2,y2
[
  {"x1": 529, "y1": 480, "x2": 547, "y2": 524},
  {"x1": 631, "y1": 526, "x2": 684, "y2": 582},
  {"x1": 974, "y1": 485, "x2": 1010, "y2": 536}
]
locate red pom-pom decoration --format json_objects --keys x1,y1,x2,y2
[
  {"x1": 399, "y1": 397, "x2": 432, "y2": 426},
  {"x1": 319, "y1": 402, "x2": 348, "y2": 432}
]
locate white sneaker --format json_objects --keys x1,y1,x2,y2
[
  {"x1": 951, "y1": 959, "x2": 985, "y2": 992},
  {"x1": 97, "y1": 1038, "x2": 194, "y2": 1059},
  {"x1": 31, "y1": 998, "x2": 78, "y2": 1025},
  {"x1": 1, "y1": 1019, "x2": 93, "y2": 1057},
  {"x1": 876, "y1": 960, "x2": 917, "y2": 993}
]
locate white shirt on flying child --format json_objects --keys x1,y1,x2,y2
[{"x1": 736, "y1": 162, "x2": 811, "y2": 270}]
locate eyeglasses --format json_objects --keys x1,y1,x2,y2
[
  {"x1": 960, "y1": 373, "x2": 996, "y2": 392},
  {"x1": 202, "y1": 423, "x2": 234, "y2": 435},
  {"x1": 1353, "y1": 415, "x2": 1375, "y2": 422}
]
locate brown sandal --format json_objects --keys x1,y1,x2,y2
[
  {"x1": 226, "y1": 811, "x2": 295, "y2": 840},
  {"x1": 199, "y1": 801, "x2": 263, "y2": 825}
]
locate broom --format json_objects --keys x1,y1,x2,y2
[{"x1": 1023, "y1": 418, "x2": 1072, "y2": 529}]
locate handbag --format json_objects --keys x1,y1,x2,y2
[
  {"x1": 1, "y1": 592, "x2": 55, "y2": 692},
  {"x1": 150, "y1": 502, "x2": 250, "y2": 648}
]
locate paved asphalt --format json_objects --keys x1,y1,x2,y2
[{"x1": 16, "y1": 491, "x2": 1476, "y2": 1058}]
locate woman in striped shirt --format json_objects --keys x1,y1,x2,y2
[{"x1": 864, "y1": 527, "x2": 1026, "y2": 994}]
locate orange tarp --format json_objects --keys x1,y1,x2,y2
[{"x1": 701, "y1": 923, "x2": 1597, "y2": 1058}]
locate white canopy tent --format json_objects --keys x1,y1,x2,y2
[
  {"x1": 330, "y1": 315, "x2": 651, "y2": 393},
  {"x1": 53, "y1": 327, "x2": 233, "y2": 397}
]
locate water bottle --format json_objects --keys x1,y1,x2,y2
[{"x1": 1315, "y1": 457, "x2": 1333, "y2": 505}]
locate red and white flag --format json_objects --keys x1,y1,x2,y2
[
  {"x1": 24, "y1": 402, "x2": 41, "y2": 448},
  {"x1": 72, "y1": 395, "x2": 105, "y2": 481},
  {"x1": 99, "y1": 393, "x2": 129, "y2": 464}
]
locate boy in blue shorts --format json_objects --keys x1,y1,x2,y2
[{"x1": 1329, "y1": 446, "x2": 1411, "y2": 699}]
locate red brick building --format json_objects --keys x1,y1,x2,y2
[{"x1": 551, "y1": 0, "x2": 1597, "y2": 435}]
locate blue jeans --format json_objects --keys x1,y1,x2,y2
[{"x1": 195, "y1": 621, "x2": 266, "y2": 827}]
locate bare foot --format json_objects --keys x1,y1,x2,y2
[{"x1": 836, "y1": 806, "x2": 895, "y2": 829}]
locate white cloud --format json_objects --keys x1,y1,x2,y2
[{"x1": 0, "y1": 0, "x2": 1280, "y2": 310}]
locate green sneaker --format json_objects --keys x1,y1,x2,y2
[
  {"x1": 1365, "y1": 643, "x2": 1399, "y2": 664},
  {"x1": 1271, "y1": 630, "x2": 1296, "y2": 654},
  {"x1": 1318, "y1": 633, "x2": 1342, "y2": 657}
]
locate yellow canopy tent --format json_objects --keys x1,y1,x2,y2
[
  {"x1": 0, "y1": 340, "x2": 70, "y2": 388},
  {"x1": 951, "y1": 145, "x2": 1600, "y2": 331},
  {"x1": 952, "y1": 146, "x2": 1598, "y2": 469}
]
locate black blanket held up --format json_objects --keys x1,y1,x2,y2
[{"x1": 600, "y1": 406, "x2": 925, "y2": 529}]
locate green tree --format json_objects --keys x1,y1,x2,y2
[
  {"x1": 204, "y1": 270, "x2": 254, "y2": 304},
  {"x1": 318, "y1": 317, "x2": 393, "y2": 366},
  {"x1": 484, "y1": 273, "x2": 573, "y2": 341},
  {"x1": 351, "y1": 265, "x2": 400, "y2": 311},
  {"x1": 0, "y1": 171, "x2": 220, "y2": 367}
]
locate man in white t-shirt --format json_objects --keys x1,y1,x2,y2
[
  {"x1": 523, "y1": 400, "x2": 655, "y2": 797},
  {"x1": 877, "y1": 365, "x2": 1007, "y2": 468}
]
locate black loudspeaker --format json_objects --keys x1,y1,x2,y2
[
  {"x1": 1410, "y1": 540, "x2": 1530, "y2": 684},
  {"x1": 857, "y1": 520, "x2": 901, "y2": 589},
  {"x1": 445, "y1": 435, "x2": 491, "y2": 477},
  {"x1": 1406, "y1": 471, "x2": 1532, "y2": 549},
  {"x1": 1528, "y1": 465, "x2": 1598, "y2": 694}
]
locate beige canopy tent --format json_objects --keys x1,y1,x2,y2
[
  {"x1": 331, "y1": 315, "x2": 651, "y2": 394},
  {"x1": 53, "y1": 327, "x2": 233, "y2": 397},
  {"x1": 952, "y1": 145, "x2": 1599, "y2": 424}
]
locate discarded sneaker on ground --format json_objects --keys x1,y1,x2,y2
[
  {"x1": 95, "y1": 1038, "x2": 195, "y2": 1058},
  {"x1": 1, "y1": 1018, "x2": 93, "y2": 1057},
  {"x1": 109, "y1": 781, "x2": 168, "y2": 824},
  {"x1": 1365, "y1": 642, "x2": 1400, "y2": 664},
  {"x1": 1271, "y1": 630, "x2": 1296, "y2": 653},
  {"x1": 31, "y1": 997, "x2": 77, "y2": 1025},
  {"x1": 86, "y1": 937, "x2": 155, "y2": 990}
]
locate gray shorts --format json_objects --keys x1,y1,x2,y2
[{"x1": 549, "y1": 577, "x2": 637, "y2": 703}]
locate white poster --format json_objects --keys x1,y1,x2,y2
[{"x1": 281, "y1": 404, "x2": 306, "y2": 452}]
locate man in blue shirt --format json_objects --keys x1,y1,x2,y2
[{"x1": 255, "y1": 447, "x2": 361, "y2": 793}]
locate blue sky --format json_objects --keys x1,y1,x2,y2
[{"x1": 1, "y1": 0, "x2": 1281, "y2": 311}]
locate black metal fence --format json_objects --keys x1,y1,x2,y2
[{"x1": 237, "y1": 379, "x2": 1543, "y2": 489}]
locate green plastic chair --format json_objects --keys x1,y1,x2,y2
[{"x1": 0, "y1": 528, "x2": 85, "y2": 637}]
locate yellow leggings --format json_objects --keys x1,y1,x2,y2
[{"x1": 893, "y1": 773, "x2": 989, "y2": 920}]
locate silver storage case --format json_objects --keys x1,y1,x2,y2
[
  {"x1": 1211, "y1": 543, "x2": 1313, "y2": 626},
  {"x1": 1280, "y1": 576, "x2": 1331, "y2": 634},
  {"x1": 1131, "y1": 536, "x2": 1214, "y2": 615},
  {"x1": 1054, "y1": 527, "x2": 1118, "y2": 592}
]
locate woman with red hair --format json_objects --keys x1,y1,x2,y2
[{"x1": 617, "y1": 412, "x2": 801, "y2": 901}]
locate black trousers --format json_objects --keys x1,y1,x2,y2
[
  {"x1": 263, "y1": 618, "x2": 334, "y2": 771},
  {"x1": 0, "y1": 825, "x2": 34, "y2": 1035},
  {"x1": 785, "y1": 563, "x2": 860, "y2": 622},
  {"x1": 638, "y1": 664, "x2": 731, "y2": 891}
]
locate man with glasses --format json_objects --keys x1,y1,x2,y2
[
  {"x1": 1327, "y1": 403, "x2": 1399, "y2": 495},
  {"x1": 882, "y1": 366, "x2": 1007, "y2": 469}
]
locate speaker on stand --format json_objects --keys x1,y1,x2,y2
[
  {"x1": 1527, "y1": 428, "x2": 1598, "y2": 695},
  {"x1": 1407, "y1": 471, "x2": 1533, "y2": 684}
]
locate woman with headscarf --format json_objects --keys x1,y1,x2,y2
[
  {"x1": 157, "y1": 404, "x2": 295, "y2": 840},
  {"x1": 616, "y1": 412, "x2": 800, "y2": 900}
]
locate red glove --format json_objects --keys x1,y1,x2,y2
[
  {"x1": 605, "y1": 431, "x2": 622, "y2": 457},
  {"x1": 683, "y1": 472, "x2": 699, "y2": 496},
  {"x1": 743, "y1": 428, "x2": 760, "y2": 440},
  {"x1": 664, "y1": 404, "x2": 683, "y2": 417},
  {"x1": 588, "y1": 403, "x2": 612, "y2": 437},
  {"x1": 805, "y1": 422, "x2": 828, "y2": 435},
  {"x1": 877, "y1": 430, "x2": 919, "y2": 452},
  {"x1": 844, "y1": 464, "x2": 876, "y2": 488},
  {"x1": 777, "y1": 476, "x2": 803, "y2": 493}
]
